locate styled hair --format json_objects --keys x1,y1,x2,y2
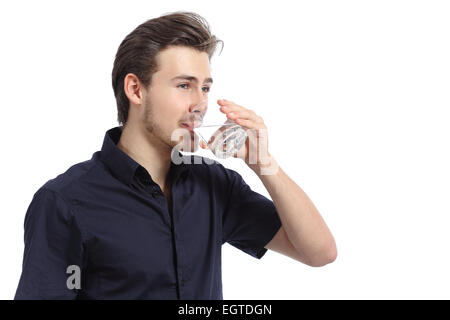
[{"x1": 111, "y1": 11, "x2": 224, "y2": 125}]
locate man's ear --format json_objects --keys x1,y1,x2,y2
[{"x1": 124, "y1": 73, "x2": 144, "y2": 105}]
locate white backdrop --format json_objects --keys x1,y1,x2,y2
[{"x1": 1, "y1": 0, "x2": 449, "y2": 299}]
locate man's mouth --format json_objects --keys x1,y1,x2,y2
[
  {"x1": 181, "y1": 119, "x2": 202, "y2": 132},
  {"x1": 181, "y1": 122, "x2": 195, "y2": 132}
]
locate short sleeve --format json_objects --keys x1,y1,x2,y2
[
  {"x1": 14, "y1": 188, "x2": 85, "y2": 300},
  {"x1": 220, "y1": 166, "x2": 282, "y2": 259}
]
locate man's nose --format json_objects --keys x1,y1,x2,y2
[{"x1": 190, "y1": 98, "x2": 208, "y2": 114}]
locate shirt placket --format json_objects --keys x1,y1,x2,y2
[{"x1": 141, "y1": 178, "x2": 186, "y2": 300}]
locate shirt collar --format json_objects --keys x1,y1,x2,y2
[{"x1": 100, "y1": 126, "x2": 191, "y2": 186}]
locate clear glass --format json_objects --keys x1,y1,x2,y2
[{"x1": 192, "y1": 98, "x2": 247, "y2": 159}]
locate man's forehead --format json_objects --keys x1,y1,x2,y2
[{"x1": 155, "y1": 46, "x2": 211, "y2": 80}]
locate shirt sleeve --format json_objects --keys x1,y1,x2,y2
[
  {"x1": 14, "y1": 188, "x2": 85, "y2": 300},
  {"x1": 219, "y1": 165, "x2": 282, "y2": 259}
]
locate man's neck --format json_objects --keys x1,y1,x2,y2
[{"x1": 117, "y1": 124, "x2": 172, "y2": 193}]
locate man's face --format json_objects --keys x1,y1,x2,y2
[{"x1": 141, "y1": 45, "x2": 212, "y2": 153}]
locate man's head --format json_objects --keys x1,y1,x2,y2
[{"x1": 111, "y1": 11, "x2": 223, "y2": 152}]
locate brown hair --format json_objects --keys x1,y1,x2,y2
[{"x1": 111, "y1": 11, "x2": 224, "y2": 125}]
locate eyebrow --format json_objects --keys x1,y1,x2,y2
[{"x1": 171, "y1": 74, "x2": 213, "y2": 84}]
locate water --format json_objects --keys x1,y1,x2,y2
[{"x1": 194, "y1": 119, "x2": 247, "y2": 159}]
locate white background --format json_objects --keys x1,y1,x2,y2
[{"x1": 1, "y1": 0, "x2": 449, "y2": 299}]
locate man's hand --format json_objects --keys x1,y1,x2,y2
[{"x1": 200, "y1": 98, "x2": 278, "y2": 175}]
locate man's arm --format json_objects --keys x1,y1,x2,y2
[
  {"x1": 15, "y1": 188, "x2": 84, "y2": 299},
  {"x1": 216, "y1": 98, "x2": 337, "y2": 267},
  {"x1": 258, "y1": 158, "x2": 337, "y2": 267}
]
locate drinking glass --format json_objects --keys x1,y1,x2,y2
[{"x1": 192, "y1": 97, "x2": 247, "y2": 159}]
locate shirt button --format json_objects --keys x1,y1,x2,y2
[{"x1": 151, "y1": 191, "x2": 159, "y2": 198}]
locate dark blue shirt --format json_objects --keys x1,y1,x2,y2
[{"x1": 14, "y1": 126, "x2": 282, "y2": 300}]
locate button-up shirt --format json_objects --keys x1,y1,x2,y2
[{"x1": 14, "y1": 126, "x2": 282, "y2": 299}]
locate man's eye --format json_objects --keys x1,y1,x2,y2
[{"x1": 178, "y1": 84, "x2": 210, "y2": 93}]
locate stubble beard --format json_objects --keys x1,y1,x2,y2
[
  {"x1": 143, "y1": 98, "x2": 174, "y2": 151},
  {"x1": 143, "y1": 97, "x2": 198, "y2": 154}
]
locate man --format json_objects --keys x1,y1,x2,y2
[{"x1": 14, "y1": 11, "x2": 336, "y2": 300}]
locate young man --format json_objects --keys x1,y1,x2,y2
[{"x1": 14, "y1": 11, "x2": 336, "y2": 300}]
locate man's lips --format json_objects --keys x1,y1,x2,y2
[
  {"x1": 181, "y1": 123, "x2": 195, "y2": 132},
  {"x1": 181, "y1": 120, "x2": 202, "y2": 132}
]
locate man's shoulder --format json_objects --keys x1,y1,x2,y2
[
  {"x1": 39, "y1": 152, "x2": 102, "y2": 201},
  {"x1": 22, "y1": 155, "x2": 103, "y2": 235}
]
